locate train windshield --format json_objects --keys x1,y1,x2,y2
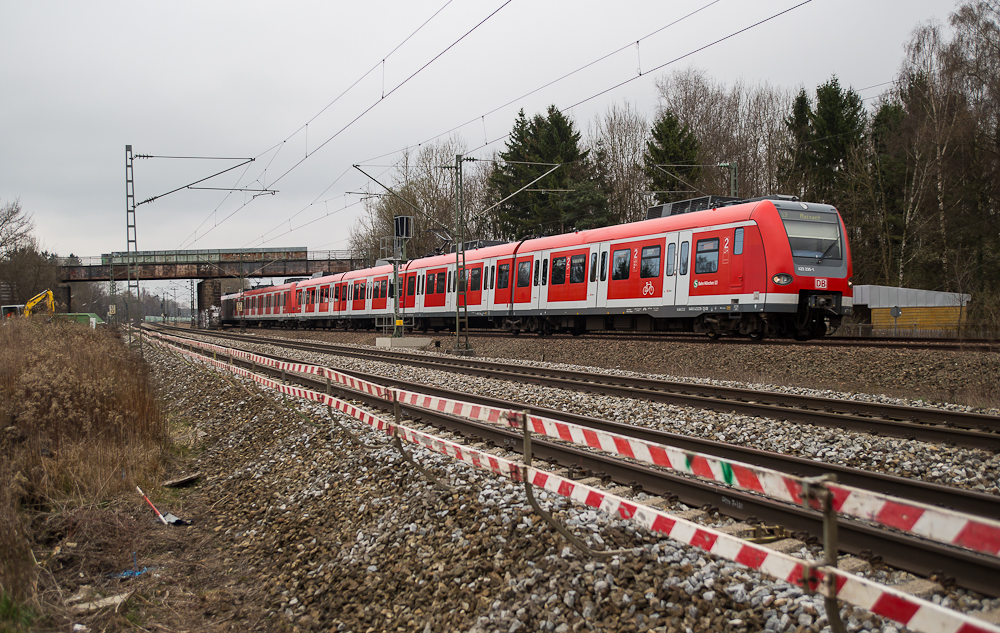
[{"x1": 780, "y1": 210, "x2": 842, "y2": 260}]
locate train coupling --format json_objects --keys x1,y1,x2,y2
[{"x1": 807, "y1": 294, "x2": 839, "y2": 310}]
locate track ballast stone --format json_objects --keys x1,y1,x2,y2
[{"x1": 148, "y1": 335, "x2": 1000, "y2": 633}]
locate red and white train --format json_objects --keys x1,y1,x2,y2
[{"x1": 221, "y1": 196, "x2": 853, "y2": 339}]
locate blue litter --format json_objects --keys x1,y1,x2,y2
[{"x1": 108, "y1": 552, "x2": 157, "y2": 579}]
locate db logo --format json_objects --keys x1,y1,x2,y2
[{"x1": 815, "y1": 278, "x2": 828, "y2": 289}]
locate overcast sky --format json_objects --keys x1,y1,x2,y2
[{"x1": 1, "y1": 0, "x2": 959, "y2": 299}]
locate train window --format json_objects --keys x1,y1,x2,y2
[
  {"x1": 534, "y1": 260, "x2": 540, "y2": 286},
  {"x1": 490, "y1": 265, "x2": 495, "y2": 289},
  {"x1": 498, "y1": 263, "x2": 510, "y2": 289},
  {"x1": 436, "y1": 272, "x2": 445, "y2": 294},
  {"x1": 695, "y1": 238, "x2": 720, "y2": 274},
  {"x1": 783, "y1": 216, "x2": 841, "y2": 259},
  {"x1": 471, "y1": 268, "x2": 482, "y2": 291},
  {"x1": 542, "y1": 259, "x2": 549, "y2": 285},
  {"x1": 611, "y1": 249, "x2": 630, "y2": 281},
  {"x1": 640, "y1": 246, "x2": 661, "y2": 278},
  {"x1": 679, "y1": 241, "x2": 690, "y2": 275},
  {"x1": 407, "y1": 276, "x2": 415, "y2": 296},
  {"x1": 517, "y1": 261, "x2": 531, "y2": 287},
  {"x1": 590, "y1": 253, "x2": 597, "y2": 282},
  {"x1": 388, "y1": 281, "x2": 394, "y2": 298},
  {"x1": 600, "y1": 251, "x2": 608, "y2": 282},
  {"x1": 551, "y1": 257, "x2": 566, "y2": 285},
  {"x1": 570, "y1": 254, "x2": 586, "y2": 284},
  {"x1": 448, "y1": 271, "x2": 454, "y2": 292},
  {"x1": 734, "y1": 228, "x2": 744, "y2": 255},
  {"x1": 666, "y1": 243, "x2": 676, "y2": 276},
  {"x1": 334, "y1": 286, "x2": 340, "y2": 301},
  {"x1": 426, "y1": 273, "x2": 435, "y2": 295}
]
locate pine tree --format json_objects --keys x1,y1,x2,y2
[
  {"x1": 779, "y1": 89, "x2": 814, "y2": 198},
  {"x1": 642, "y1": 111, "x2": 701, "y2": 205},
  {"x1": 811, "y1": 76, "x2": 865, "y2": 203},
  {"x1": 487, "y1": 106, "x2": 609, "y2": 239},
  {"x1": 778, "y1": 77, "x2": 866, "y2": 204}
]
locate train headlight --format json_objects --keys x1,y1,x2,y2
[
  {"x1": 772, "y1": 273, "x2": 793, "y2": 285},
  {"x1": 848, "y1": 277, "x2": 854, "y2": 287}
]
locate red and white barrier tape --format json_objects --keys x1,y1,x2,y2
[
  {"x1": 148, "y1": 334, "x2": 1000, "y2": 633},
  {"x1": 386, "y1": 381, "x2": 1000, "y2": 560},
  {"x1": 149, "y1": 331, "x2": 1000, "y2": 560}
]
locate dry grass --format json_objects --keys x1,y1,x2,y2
[{"x1": 0, "y1": 319, "x2": 167, "y2": 629}]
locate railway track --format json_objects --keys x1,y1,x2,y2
[
  {"x1": 222, "y1": 323, "x2": 999, "y2": 351},
  {"x1": 496, "y1": 329, "x2": 999, "y2": 352},
  {"x1": 155, "y1": 325, "x2": 1000, "y2": 451},
  {"x1": 150, "y1": 325, "x2": 1000, "y2": 596}
]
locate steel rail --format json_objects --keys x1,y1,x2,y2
[
  {"x1": 158, "y1": 332, "x2": 1000, "y2": 596},
  {"x1": 156, "y1": 326, "x2": 1000, "y2": 449}
]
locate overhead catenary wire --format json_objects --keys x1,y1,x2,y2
[
  {"x1": 240, "y1": 0, "x2": 726, "y2": 251},
  {"x1": 255, "y1": 1, "x2": 823, "y2": 251},
  {"x1": 179, "y1": 0, "x2": 467, "y2": 249}
]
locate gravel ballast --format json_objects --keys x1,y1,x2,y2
[{"x1": 147, "y1": 332, "x2": 1000, "y2": 632}]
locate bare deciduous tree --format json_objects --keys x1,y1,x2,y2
[
  {"x1": 0, "y1": 198, "x2": 33, "y2": 260},
  {"x1": 350, "y1": 137, "x2": 476, "y2": 262},
  {"x1": 586, "y1": 100, "x2": 650, "y2": 224},
  {"x1": 653, "y1": 68, "x2": 794, "y2": 198}
]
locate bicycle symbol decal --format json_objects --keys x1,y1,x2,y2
[{"x1": 642, "y1": 281, "x2": 655, "y2": 296}]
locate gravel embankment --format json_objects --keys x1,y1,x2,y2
[
  {"x1": 207, "y1": 332, "x2": 1000, "y2": 495},
  {"x1": 274, "y1": 331, "x2": 1000, "y2": 410},
  {"x1": 147, "y1": 332, "x2": 1000, "y2": 632}
]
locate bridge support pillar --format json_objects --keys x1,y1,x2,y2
[{"x1": 196, "y1": 279, "x2": 222, "y2": 329}]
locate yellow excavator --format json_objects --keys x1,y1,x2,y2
[
  {"x1": 22, "y1": 289, "x2": 55, "y2": 317},
  {"x1": 2, "y1": 289, "x2": 57, "y2": 319}
]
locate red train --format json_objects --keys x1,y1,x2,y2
[{"x1": 221, "y1": 196, "x2": 853, "y2": 339}]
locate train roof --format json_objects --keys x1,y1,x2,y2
[{"x1": 252, "y1": 199, "x2": 841, "y2": 284}]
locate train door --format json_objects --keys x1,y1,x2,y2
[
  {"x1": 351, "y1": 280, "x2": 366, "y2": 312},
  {"x1": 662, "y1": 234, "x2": 678, "y2": 307},
  {"x1": 459, "y1": 263, "x2": 484, "y2": 307},
  {"x1": 595, "y1": 243, "x2": 610, "y2": 309},
  {"x1": 729, "y1": 227, "x2": 745, "y2": 291},
  {"x1": 494, "y1": 258, "x2": 514, "y2": 310},
  {"x1": 371, "y1": 276, "x2": 387, "y2": 312},
  {"x1": 675, "y1": 231, "x2": 692, "y2": 306},
  {"x1": 586, "y1": 247, "x2": 598, "y2": 308},
  {"x1": 512, "y1": 256, "x2": 533, "y2": 306}
]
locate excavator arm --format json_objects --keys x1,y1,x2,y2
[{"x1": 24, "y1": 289, "x2": 55, "y2": 317}]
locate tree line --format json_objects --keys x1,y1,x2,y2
[
  {"x1": 0, "y1": 199, "x2": 185, "y2": 319},
  {"x1": 350, "y1": 0, "x2": 999, "y2": 329}
]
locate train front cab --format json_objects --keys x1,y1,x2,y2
[{"x1": 758, "y1": 200, "x2": 853, "y2": 339}]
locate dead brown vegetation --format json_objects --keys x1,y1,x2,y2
[{"x1": 0, "y1": 319, "x2": 167, "y2": 628}]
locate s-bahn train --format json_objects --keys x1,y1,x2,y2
[{"x1": 221, "y1": 196, "x2": 853, "y2": 339}]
